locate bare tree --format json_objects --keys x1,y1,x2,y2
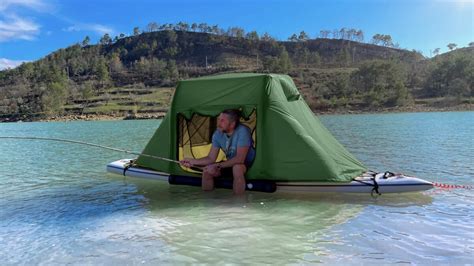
[
  {"x1": 348, "y1": 28, "x2": 355, "y2": 40},
  {"x1": 146, "y1": 22, "x2": 159, "y2": 32},
  {"x1": 355, "y1": 30, "x2": 364, "y2": 42},
  {"x1": 176, "y1": 21, "x2": 189, "y2": 31},
  {"x1": 319, "y1": 30, "x2": 330, "y2": 38},
  {"x1": 339, "y1": 28, "x2": 347, "y2": 39},
  {"x1": 198, "y1": 23, "x2": 209, "y2": 33}
]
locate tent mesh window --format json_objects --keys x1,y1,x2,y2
[{"x1": 177, "y1": 110, "x2": 256, "y2": 172}]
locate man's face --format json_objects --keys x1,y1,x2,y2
[{"x1": 217, "y1": 113, "x2": 234, "y2": 133}]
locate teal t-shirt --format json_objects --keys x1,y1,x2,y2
[{"x1": 211, "y1": 124, "x2": 255, "y2": 166}]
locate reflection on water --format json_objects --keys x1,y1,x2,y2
[{"x1": 0, "y1": 112, "x2": 473, "y2": 264}]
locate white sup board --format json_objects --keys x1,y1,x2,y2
[{"x1": 107, "y1": 159, "x2": 433, "y2": 194}]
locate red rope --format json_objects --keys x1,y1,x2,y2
[{"x1": 432, "y1": 182, "x2": 473, "y2": 190}]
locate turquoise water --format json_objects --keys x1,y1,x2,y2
[{"x1": 0, "y1": 112, "x2": 472, "y2": 264}]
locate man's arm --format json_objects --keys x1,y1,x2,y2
[
  {"x1": 180, "y1": 146, "x2": 219, "y2": 167},
  {"x1": 217, "y1": 146, "x2": 249, "y2": 168},
  {"x1": 217, "y1": 126, "x2": 252, "y2": 168}
]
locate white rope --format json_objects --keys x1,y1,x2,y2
[{"x1": 0, "y1": 136, "x2": 180, "y2": 164}]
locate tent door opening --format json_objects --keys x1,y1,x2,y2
[{"x1": 177, "y1": 110, "x2": 257, "y2": 173}]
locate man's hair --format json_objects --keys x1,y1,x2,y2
[{"x1": 222, "y1": 109, "x2": 241, "y2": 126}]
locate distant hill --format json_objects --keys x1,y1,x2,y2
[
  {"x1": 0, "y1": 30, "x2": 471, "y2": 121},
  {"x1": 432, "y1": 46, "x2": 474, "y2": 61}
]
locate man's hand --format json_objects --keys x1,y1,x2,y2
[
  {"x1": 204, "y1": 163, "x2": 221, "y2": 176},
  {"x1": 179, "y1": 158, "x2": 195, "y2": 168}
]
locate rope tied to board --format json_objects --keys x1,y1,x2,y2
[
  {"x1": 0, "y1": 136, "x2": 182, "y2": 164},
  {"x1": 432, "y1": 182, "x2": 473, "y2": 190},
  {"x1": 0, "y1": 136, "x2": 205, "y2": 177}
]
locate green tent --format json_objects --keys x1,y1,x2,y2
[{"x1": 135, "y1": 73, "x2": 366, "y2": 182}]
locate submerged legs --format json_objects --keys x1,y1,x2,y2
[
  {"x1": 202, "y1": 166, "x2": 218, "y2": 191},
  {"x1": 201, "y1": 164, "x2": 247, "y2": 195},
  {"x1": 232, "y1": 164, "x2": 247, "y2": 195}
]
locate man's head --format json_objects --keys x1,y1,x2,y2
[{"x1": 217, "y1": 109, "x2": 240, "y2": 133}]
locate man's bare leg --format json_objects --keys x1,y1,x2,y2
[
  {"x1": 202, "y1": 166, "x2": 219, "y2": 191},
  {"x1": 232, "y1": 164, "x2": 247, "y2": 195}
]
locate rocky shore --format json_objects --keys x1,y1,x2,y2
[
  {"x1": 0, "y1": 112, "x2": 167, "y2": 123},
  {"x1": 0, "y1": 103, "x2": 471, "y2": 123},
  {"x1": 315, "y1": 103, "x2": 473, "y2": 115}
]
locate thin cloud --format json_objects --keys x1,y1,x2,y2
[
  {"x1": 0, "y1": 0, "x2": 49, "y2": 42},
  {"x1": 62, "y1": 23, "x2": 114, "y2": 35},
  {"x1": 0, "y1": 0, "x2": 50, "y2": 12},
  {"x1": 0, "y1": 58, "x2": 30, "y2": 70},
  {"x1": 0, "y1": 14, "x2": 40, "y2": 42}
]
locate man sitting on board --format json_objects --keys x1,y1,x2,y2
[{"x1": 179, "y1": 109, "x2": 255, "y2": 195}]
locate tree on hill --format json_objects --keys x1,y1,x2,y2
[
  {"x1": 176, "y1": 21, "x2": 190, "y2": 31},
  {"x1": 246, "y1": 31, "x2": 259, "y2": 41},
  {"x1": 147, "y1": 22, "x2": 159, "y2": 32},
  {"x1": 424, "y1": 54, "x2": 473, "y2": 97},
  {"x1": 95, "y1": 57, "x2": 110, "y2": 88},
  {"x1": 133, "y1": 27, "x2": 140, "y2": 36},
  {"x1": 371, "y1": 34, "x2": 394, "y2": 47},
  {"x1": 227, "y1": 27, "x2": 245, "y2": 38},
  {"x1": 263, "y1": 45, "x2": 292, "y2": 73},
  {"x1": 298, "y1": 31, "x2": 309, "y2": 41},
  {"x1": 288, "y1": 34, "x2": 298, "y2": 42},
  {"x1": 319, "y1": 30, "x2": 330, "y2": 38},
  {"x1": 261, "y1": 32, "x2": 274, "y2": 42},
  {"x1": 447, "y1": 43, "x2": 457, "y2": 51},
  {"x1": 82, "y1": 36, "x2": 90, "y2": 46},
  {"x1": 351, "y1": 60, "x2": 410, "y2": 106},
  {"x1": 191, "y1": 23, "x2": 198, "y2": 32},
  {"x1": 109, "y1": 53, "x2": 124, "y2": 74},
  {"x1": 99, "y1": 33, "x2": 112, "y2": 45},
  {"x1": 40, "y1": 69, "x2": 69, "y2": 115},
  {"x1": 355, "y1": 30, "x2": 364, "y2": 42}
]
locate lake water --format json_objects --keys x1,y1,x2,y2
[{"x1": 0, "y1": 112, "x2": 473, "y2": 264}]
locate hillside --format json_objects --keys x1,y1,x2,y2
[{"x1": 0, "y1": 30, "x2": 471, "y2": 122}]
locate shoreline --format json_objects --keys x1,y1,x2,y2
[
  {"x1": 0, "y1": 112, "x2": 167, "y2": 123},
  {"x1": 315, "y1": 103, "x2": 473, "y2": 116},
  {"x1": 1, "y1": 104, "x2": 471, "y2": 123}
]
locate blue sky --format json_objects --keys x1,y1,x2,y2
[{"x1": 0, "y1": 0, "x2": 473, "y2": 69}]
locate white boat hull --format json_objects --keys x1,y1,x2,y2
[{"x1": 107, "y1": 159, "x2": 433, "y2": 194}]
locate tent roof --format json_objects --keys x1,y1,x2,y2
[
  {"x1": 184, "y1": 72, "x2": 268, "y2": 80},
  {"x1": 135, "y1": 73, "x2": 366, "y2": 182}
]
